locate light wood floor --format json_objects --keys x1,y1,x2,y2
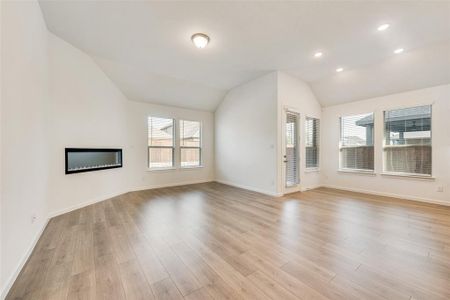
[{"x1": 7, "y1": 182, "x2": 450, "y2": 300}]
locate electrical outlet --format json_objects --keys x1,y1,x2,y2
[
  {"x1": 437, "y1": 186, "x2": 444, "y2": 192},
  {"x1": 31, "y1": 214, "x2": 37, "y2": 224}
]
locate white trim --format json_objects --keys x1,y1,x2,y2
[
  {"x1": 48, "y1": 190, "x2": 124, "y2": 218},
  {"x1": 338, "y1": 169, "x2": 376, "y2": 176},
  {"x1": 381, "y1": 172, "x2": 435, "y2": 181},
  {"x1": 1, "y1": 218, "x2": 49, "y2": 299},
  {"x1": 147, "y1": 167, "x2": 177, "y2": 172},
  {"x1": 299, "y1": 184, "x2": 323, "y2": 192},
  {"x1": 304, "y1": 168, "x2": 320, "y2": 173},
  {"x1": 131, "y1": 179, "x2": 213, "y2": 192},
  {"x1": 179, "y1": 165, "x2": 204, "y2": 170},
  {"x1": 322, "y1": 184, "x2": 450, "y2": 207},
  {"x1": 215, "y1": 179, "x2": 283, "y2": 197},
  {"x1": 50, "y1": 179, "x2": 215, "y2": 218}
]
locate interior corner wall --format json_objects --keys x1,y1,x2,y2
[
  {"x1": 47, "y1": 33, "x2": 131, "y2": 216},
  {"x1": 1, "y1": 0, "x2": 50, "y2": 296},
  {"x1": 276, "y1": 72, "x2": 322, "y2": 193},
  {"x1": 215, "y1": 72, "x2": 279, "y2": 195},
  {"x1": 321, "y1": 84, "x2": 450, "y2": 205}
]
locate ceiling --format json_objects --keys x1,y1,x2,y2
[{"x1": 39, "y1": 1, "x2": 450, "y2": 111}]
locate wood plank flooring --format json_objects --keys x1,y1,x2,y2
[{"x1": 7, "y1": 182, "x2": 450, "y2": 299}]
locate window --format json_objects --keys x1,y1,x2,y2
[
  {"x1": 383, "y1": 105, "x2": 431, "y2": 175},
  {"x1": 180, "y1": 120, "x2": 201, "y2": 167},
  {"x1": 148, "y1": 117, "x2": 175, "y2": 169},
  {"x1": 285, "y1": 112, "x2": 299, "y2": 187},
  {"x1": 305, "y1": 117, "x2": 320, "y2": 169},
  {"x1": 340, "y1": 113, "x2": 374, "y2": 171}
]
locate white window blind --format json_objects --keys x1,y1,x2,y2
[
  {"x1": 340, "y1": 113, "x2": 374, "y2": 171},
  {"x1": 180, "y1": 120, "x2": 202, "y2": 167},
  {"x1": 305, "y1": 117, "x2": 320, "y2": 169},
  {"x1": 148, "y1": 117, "x2": 175, "y2": 169},
  {"x1": 383, "y1": 105, "x2": 431, "y2": 175},
  {"x1": 285, "y1": 112, "x2": 299, "y2": 187}
]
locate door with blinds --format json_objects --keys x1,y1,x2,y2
[{"x1": 284, "y1": 111, "x2": 300, "y2": 189}]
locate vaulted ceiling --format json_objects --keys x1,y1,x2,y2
[{"x1": 39, "y1": 1, "x2": 450, "y2": 111}]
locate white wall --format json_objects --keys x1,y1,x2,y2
[
  {"x1": 127, "y1": 101, "x2": 214, "y2": 191},
  {"x1": 1, "y1": 0, "x2": 49, "y2": 296},
  {"x1": 1, "y1": 2, "x2": 216, "y2": 296},
  {"x1": 215, "y1": 71, "x2": 322, "y2": 196},
  {"x1": 46, "y1": 33, "x2": 131, "y2": 216},
  {"x1": 321, "y1": 84, "x2": 450, "y2": 205},
  {"x1": 215, "y1": 72, "x2": 279, "y2": 195},
  {"x1": 277, "y1": 72, "x2": 322, "y2": 193}
]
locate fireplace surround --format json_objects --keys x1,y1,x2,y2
[{"x1": 65, "y1": 148, "x2": 122, "y2": 174}]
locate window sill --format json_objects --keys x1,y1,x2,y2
[
  {"x1": 338, "y1": 169, "x2": 376, "y2": 176},
  {"x1": 148, "y1": 167, "x2": 176, "y2": 172},
  {"x1": 147, "y1": 166, "x2": 204, "y2": 172},
  {"x1": 381, "y1": 172, "x2": 435, "y2": 181},
  {"x1": 305, "y1": 168, "x2": 320, "y2": 173},
  {"x1": 180, "y1": 165, "x2": 204, "y2": 170}
]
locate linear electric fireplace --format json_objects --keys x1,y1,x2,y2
[{"x1": 65, "y1": 148, "x2": 123, "y2": 174}]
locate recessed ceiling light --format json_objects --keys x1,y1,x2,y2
[
  {"x1": 336, "y1": 67, "x2": 344, "y2": 72},
  {"x1": 191, "y1": 33, "x2": 210, "y2": 49},
  {"x1": 393, "y1": 48, "x2": 404, "y2": 54},
  {"x1": 314, "y1": 52, "x2": 323, "y2": 58},
  {"x1": 377, "y1": 24, "x2": 390, "y2": 31}
]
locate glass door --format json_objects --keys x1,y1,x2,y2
[{"x1": 285, "y1": 111, "x2": 299, "y2": 188}]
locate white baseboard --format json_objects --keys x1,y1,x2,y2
[
  {"x1": 321, "y1": 184, "x2": 450, "y2": 207},
  {"x1": 1, "y1": 218, "x2": 49, "y2": 299},
  {"x1": 131, "y1": 179, "x2": 214, "y2": 193},
  {"x1": 299, "y1": 184, "x2": 322, "y2": 192},
  {"x1": 48, "y1": 179, "x2": 215, "y2": 219},
  {"x1": 47, "y1": 190, "x2": 125, "y2": 218},
  {"x1": 215, "y1": 179, "x2": 283, "y2": 197}
]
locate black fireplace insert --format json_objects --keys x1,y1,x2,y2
[{"x1": 65, "y1": 148, "x2": 122, "y2": 174}]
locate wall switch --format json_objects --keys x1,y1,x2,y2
[{"x1": 437, "y1": 186, "x2": 444, "y2": 192}]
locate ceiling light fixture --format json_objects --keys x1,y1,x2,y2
[
  {"x1": 393, "y1": 48, "x2": 404, "y2": 54},
  {"x1": 314, "y1": 52, "x2": 323, "y2": 58},
  {"x1": 377, "y1": 23, "x2": 390, "y2": 31},
  {"x1": 191, "y1": 33, "x2": 210, "y2": 49},
  {"x1": 336, "y1": 67, "x2": 344, "y2": 72}
]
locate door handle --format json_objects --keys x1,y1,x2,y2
[{"x1": 283, "y1": 160, "x2": 288, "y2": 163}]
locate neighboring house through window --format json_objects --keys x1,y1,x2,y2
[
  {"x1": 340, "y1": 113, "x2": 374, "y2": 171},
  {"x1": 148, "y1": 116, "x2": 175, "y2": 169},
  {"x1": 383, "y1": 105, "x2": 432, "y2": 175},
  {"x1": 180, "y1": 120, "x2": 202, "y2": 167}
]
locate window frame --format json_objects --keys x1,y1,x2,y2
[
  {"x1": 147, "y1": 116, "x2": 176, "y2": 170},
  {"x1": 339, "y1": 112, "x2": 375, "y2": 173},
  {"x1": 179, "y1": 119, "x2": 203, "y2": 168},
  {"x1": 382, "y1": 104, "x2": 432, "y2": 177},
  {"x1": 305, "y1": 116, "x2": 320, "y2": 170}
]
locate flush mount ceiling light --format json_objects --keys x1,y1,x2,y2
[
  {"x1": 314, "y1": 51, "x2": 323, "y2": 58},
  {"x1": 336, "y1": 67, "x2": 344, "y2": 72},
  {"x1": 191, "y1": 33, "x2": 210, "y2": 49},
  {"x1": 394, "y1": 48, "x2": 404, "y2": 54},
  {"x1": 377, "y1": 23, "x2": 390, "y2": 31}
]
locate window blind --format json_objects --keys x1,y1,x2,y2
[
  {"x1": 148, "y1": 117, "x2": 175, "y2": 168},
  {"x1": 340, "y1": 113, "x2": 374, "y2": 171},
  {"x1": 180, "y1": 120, "x2": 201, "y2": 167},
  {"x1": 286, "y1": 112, "x2": 299, "y2": 187},
  {"x1": 383, "y1": 105, "x2": 431, "y2": 175},
  {"x1": 305, "y1": 117, "x2": 320, "y2": 169}
]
